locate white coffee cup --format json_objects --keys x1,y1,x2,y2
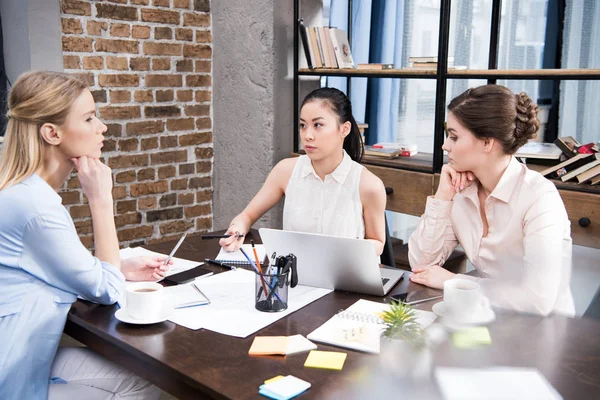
[
  {"x1": 443, "y1": 279, "x2": 490, "y2": 324},
  {"x1": 125, "y1": 282, "x2": 163, "y2": 320}
]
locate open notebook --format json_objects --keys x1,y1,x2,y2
[
  {"x1": 307, "y1": 299, "x2": 437, "y2": 354},
  {"x1": 215, "y1": 244, "x2": 267, "y2": 266}
]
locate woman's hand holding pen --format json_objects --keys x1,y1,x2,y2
[{"x1": 219, "y1": 222, "x2": 247, "y2": 252}]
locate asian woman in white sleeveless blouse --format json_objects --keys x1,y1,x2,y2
[{"x1": 220, "y1": 88, "x2": 387, "y2": 255}]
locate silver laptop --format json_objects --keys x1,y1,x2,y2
[{"x1": 259, "y1": 228, "x2": 404, "y2": 296}]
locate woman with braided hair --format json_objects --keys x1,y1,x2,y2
[{"x1": 408, "y1": 85, "x2": 574, "y2": 316}]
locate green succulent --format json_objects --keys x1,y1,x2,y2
[{"x1": 380, "y1": 300, "x2": 426, "y2": 349}]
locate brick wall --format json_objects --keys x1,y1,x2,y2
[{"x1": 60, "y1": 0, "x2": 213, "y2": 248}]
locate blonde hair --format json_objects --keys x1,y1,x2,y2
[{"x1": 0, "y1": 71, "x2": 87, "y2": 190}]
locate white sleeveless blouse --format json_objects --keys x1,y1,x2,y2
[{"x1": 283, "y1": 151, "x2": 365, "y2": 239}]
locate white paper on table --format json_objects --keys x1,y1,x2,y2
[
  {"x1": 168, "y1": 269, "x2": 333, "y2": 337},
  {"x1": 119, "y1": 247, "x2": 201, "y2": 278},
  {"x1": 435, "y1": 367, "x2": 563, "y2": 400}
]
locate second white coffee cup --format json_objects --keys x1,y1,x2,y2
[
  {"x1": 126, "y1": 282, "x2": 164, "y2": 320},
  {"x1": 443, "y1": 278, "x2": 489, "y2": 324}
]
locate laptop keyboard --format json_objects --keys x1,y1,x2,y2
[{"x1": 381, "y1": 278, "x2": 390, "y2": 286}]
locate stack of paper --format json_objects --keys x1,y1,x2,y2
[
  {"x1": 259, "y1": 375, "x2": 311, "y2": 400},
  {"x1": 249, "y1": 335, "x2": 317, "y2": 356},
  {"x1": 168, "y1": 269, "x2": 332, "y2": 337},
  {"x1": 164, "y1": 282, "x2": 210, "y2": 309},
  {"x1": 435, "y1": 367, "x2": 563, "y2": 400}
]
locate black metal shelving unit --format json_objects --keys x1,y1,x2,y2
[{"x1": 293, "y1": 0, "x2": 600, "y2": 174}]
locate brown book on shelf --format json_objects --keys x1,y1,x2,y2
[
  {"x1": 357, "y1": 63, "x2": 393, "y2": 70},
  {"x1": 591, "y1": 174, "x2": 600, "y2": 185},
  {"x1": 364, "y1": 145, "x2": 400, "y2": 158},
  {"x1": 576, "y1": 163, "x2": 600, "y2": 183},
  {"x1": 554, "y1": 136, "x2": 580, "y2": 158},
  {"x1": 324, "y1": 27, "x2": 338, "y2": 68},
  {"x1": 412, "y1": 62, "x2": 438, "y2": 68},
  {"x1": 308, "y1": 27, "x2": 322, "y2": 68},
  {"x1": 540, "y1": 153, "x2": 594, "y2": 180}
]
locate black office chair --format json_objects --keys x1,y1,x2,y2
[
  {"x1": 583, "y1": 286, "x2": 600, "y2": 320},
  {"x1": 380, "y1": 214, "x2": 396, "y2": 268}
]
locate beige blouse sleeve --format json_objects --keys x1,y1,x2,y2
[{"x1": 408, "y1": 196, "x2": 459, "y2": 270}]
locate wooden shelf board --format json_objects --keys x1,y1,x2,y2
[{"x1": 299, "y1": 68, "x2": 600, "y2": 79}]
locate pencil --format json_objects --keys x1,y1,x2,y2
[
  {"x1": 250, "y1": 240, "x2": 263, "y2": 274},
  {"x1": 240, "y1": 247, "x2": 268, "y2": 297}
]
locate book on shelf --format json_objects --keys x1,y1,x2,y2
[
  {"x1": 408, "y1": 56, "x2": 455, "y2": 63},
  {"x1": 364, "y1": 145, "x2": 401, "y2": 158},
  {"x1": 591, "y1": 174, "x2": 600, "y2": 185},
  {"x1": 307, "y1": 27, "x2": 322, "y2": 68},
  {"x1": 560, "y1": 154, "x2": 600, "y2": 182},
  {"x1": 298, "y1": 19, "x2": 314, "y2": 69},
  {"x1": 299, "y1": 21, "x2": 354, "y2": 70},
  {"x1": 540, "y1": 153, "x2": 595, "y2": 180},
  {"x1": 553, "y1": 136, "x2": 580, "y2": 158},
  {"x1": 356, "y1": 63, "x2": 393, "y2": 70},
  {"x1": 410, "y1": 62, "x2": 467, "y2": 70},
  {"x1": 576, "y1": 163, "x2": 600, "y2": 184},
  {"x1": 372, "y1": 143, "x2": 418, "y2": 157},
  {"x1": 329, "y1": 28, "x2": 354, "y2": 68},
  {"x1": 515, "y1": 142, "x2": 563, "y2": 160}
]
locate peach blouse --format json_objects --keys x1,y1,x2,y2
[{"x1": 409, "y1": 157, "x2": 575, "y2": 316}]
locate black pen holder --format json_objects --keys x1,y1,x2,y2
[{"x1": 255, "y1": 270, "x2": 290, "y2": 312}]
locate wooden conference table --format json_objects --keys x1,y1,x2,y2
[{"x1": 65, "y1": 231, "x2": 600, "y2": 400}]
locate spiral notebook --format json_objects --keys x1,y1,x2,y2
[
  {"x1": 307, "y1": 299, "x2": 437, "y2": 354},
  {"x1": 215, "y1": 244, "x2": 267, "y2": 266}
]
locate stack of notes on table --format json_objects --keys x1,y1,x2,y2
[
  {"x1": 304, "y1": 350, "x2": 347, "y2": 371},
  {"x1": 248, "y1": 335, "x2": 317, "y2": 356},
  {"x1": 259, "y1": 375, "x2": 311, "y2": 400},
  {"x1": 364, "y1": 143, "x2": 418, "y2": 158}
]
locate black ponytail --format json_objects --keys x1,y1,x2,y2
[{"x1": 301, "y1": 87, "x2": 363, "y2": 162}]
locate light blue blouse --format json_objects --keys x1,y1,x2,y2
[{"x1": 0, "y1": 174, "x2": 124, "y2": 400}]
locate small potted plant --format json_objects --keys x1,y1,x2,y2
[{"x1": 379, "y1": 300, "x2": 432, "y2": 378}]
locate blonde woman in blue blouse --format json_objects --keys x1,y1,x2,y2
[{"x1": 0, "y1": 71, "x2": 168, "y2": 399}]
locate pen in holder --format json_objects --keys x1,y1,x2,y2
[{"x1": 255, "y1": 269, "x2": 289, "y2": 312}]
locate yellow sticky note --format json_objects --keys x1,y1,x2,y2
[
  {"x1": 452, "y1": 327, "x2": 492, "y2": 349},
  {"x1": 249, "y1": 336, "x2": 289, "y2": 356},
  {"x1": 304, "y1": 350, "x2": 347, "y2": 371},
  {"x1": 264, "y1": 375, "x2": 286, "y2": 385}
]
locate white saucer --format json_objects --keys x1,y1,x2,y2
[
  {"x1": 115, "y1": 305, "x2": 174, "y2": 325},
  {"x1": 432, "y1": 301, "x2": 495, "y2": 330}
]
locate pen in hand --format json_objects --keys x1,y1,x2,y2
[
  {"x1": 164, "y1": 232, "x2": 187, "y2": 265},
  {"x1": 202, "y1": 233, "x2": 245, "y2": 240},
  {"x1": 204, "y1": 258, "x2": 237, "y2": 271}
]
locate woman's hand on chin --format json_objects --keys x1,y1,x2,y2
[
  {"x1": 409, "y1": 265, "x2": 455, "y2": 289},
  {"x1": 434, "y1": 164, "x2": 475, "y2": 201},
  {"x1": 71, "y1": 156, "x2": 114, "y2": 207}
]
